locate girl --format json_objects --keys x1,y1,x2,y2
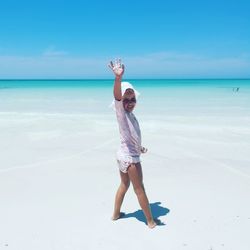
[{"x1": 109, "y1": 59, "x2": 156, "y2": 229}]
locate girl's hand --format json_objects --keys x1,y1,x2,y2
[
  {"x1": 141, "y1": 146, "x2": 148, "y2": 154},
  {"x1": 108, "y1": 59, "x2": 125, "y2": 78}
]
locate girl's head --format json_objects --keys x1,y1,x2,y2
[
  {"x1": 122, "y1": 88, "x2": 137, "y2": 112},
  {"x1": 121, "y1": 82, "x2": 139, "y2": 113}
]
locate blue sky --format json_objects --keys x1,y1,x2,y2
[{"x1": 0, "y1": 0, "x2": 249, "y2": 78}]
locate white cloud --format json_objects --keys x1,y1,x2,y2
[
  {"x1": 123, "y1": 52, "x2": 250, "y2": 78},
  {"x1": 0, "y1": 51, "x2": 250, "y2": 78},
  {"x1": 42, "y1": 46, "x2": 68, "y2": 57},
  {"x1": 0, "y1": 55, "x2": 107, "y2": 78}
]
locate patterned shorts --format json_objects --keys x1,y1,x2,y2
[{"x1": 116, "y1": 153, "x2": 141, "y2": 173}]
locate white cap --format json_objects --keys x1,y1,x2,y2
[{"x1": 121, "y1": 82, "x2": 140, "y2": 98}]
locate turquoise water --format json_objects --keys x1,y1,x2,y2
[
  {"x1": 0, "y1": 79, "x2": 250, "y2": 116},
  {"x1": 1, "y1": 79, "x2": 250, "y2": 89}
]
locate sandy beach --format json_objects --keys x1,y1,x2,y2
[{"x1": 0, "y1": 81, "x2": 250, "y2": 250}]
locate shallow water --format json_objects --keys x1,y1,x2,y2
[{"x1": 0, "y1": 79, "x2": 250, "y2": 174}]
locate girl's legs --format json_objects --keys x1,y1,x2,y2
[
  {"x1": 128, "y1": 163, "x2": 156, "y2": 229},
  {"x1": 112, "y1": 170, "x2": 130, "y2": 220}
]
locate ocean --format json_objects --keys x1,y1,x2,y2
[{"x1": 0, "y1": 79, "x2": 250, "y2": 116}]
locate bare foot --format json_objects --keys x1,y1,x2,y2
[
  {"x1": 111, "y1": 212, "x2": 125, "y2": 221},
  {"x1": 147, "y1": 219, "x2": 157, "y2": 229}
]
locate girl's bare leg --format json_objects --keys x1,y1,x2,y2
[
  {"x1": 128, "y1": 163, "x2": 156, "y2": 229},
  {"x1": 112, "y1": 171, "x2": 130, "y2": 220}
]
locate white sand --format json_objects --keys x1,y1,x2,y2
[{"x1": 1, "y1": 111, "x2": 250, "y2": 250}]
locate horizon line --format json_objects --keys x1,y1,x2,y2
[{"x1": 1, "y1": 78, "x2": 250, "y2": 81}]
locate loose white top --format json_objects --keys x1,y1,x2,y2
[{"x1": 115, "y1": 100, "x2": 141, "y2": 157}]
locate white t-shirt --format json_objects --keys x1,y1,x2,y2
[{"x1": 115, "y1": 100, "x2": 141, "y2": 157}]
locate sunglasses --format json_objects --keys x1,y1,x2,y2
[{"x1": 123, "y1": 97, "x2": 137, "y2": 104}]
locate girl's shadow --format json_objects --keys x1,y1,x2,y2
[{"x1": 121, "y1": 202, "x2": 169, "y2": 226}]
